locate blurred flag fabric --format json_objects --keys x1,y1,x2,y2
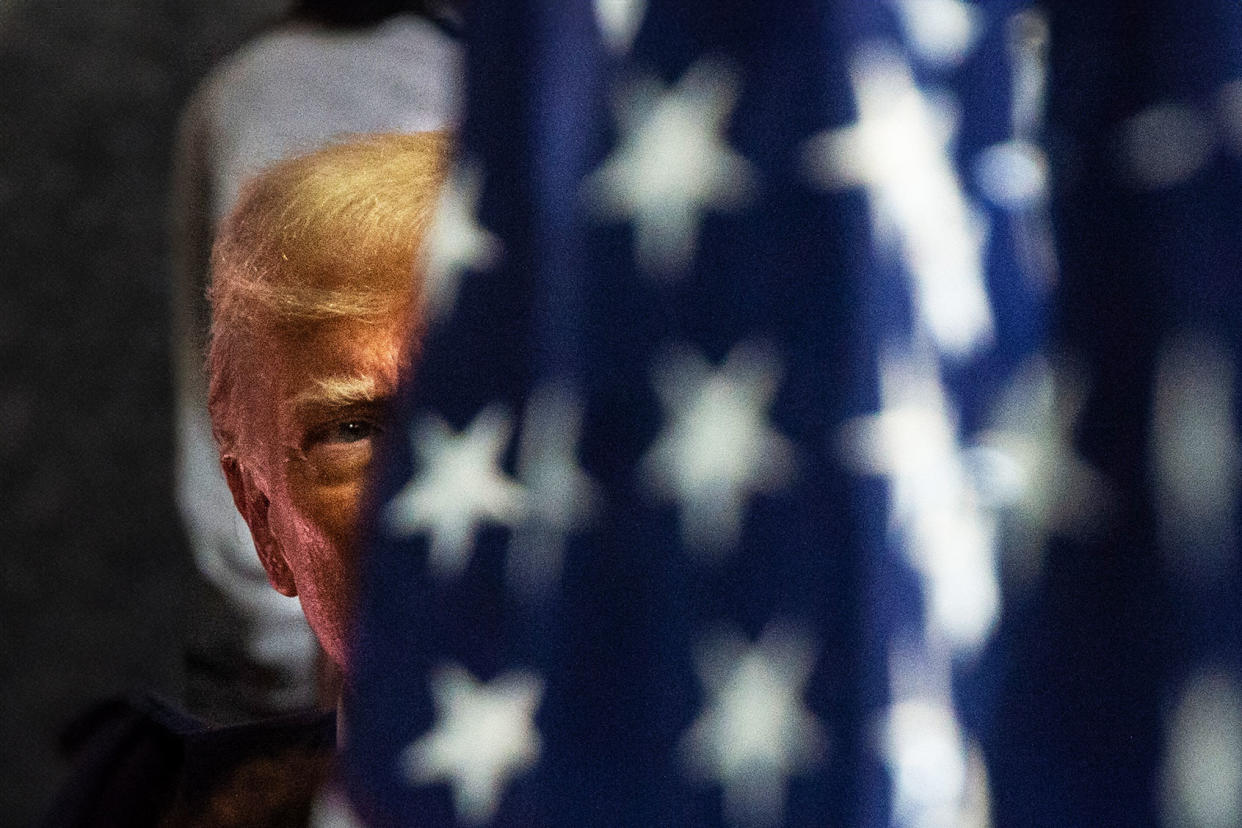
[{"x1": 342, "y1": 0, "x2": 1242, "y2": 825}]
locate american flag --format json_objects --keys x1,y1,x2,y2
[{"x1": 342, "y1": 0, "x2": 1242, "y2": 824}]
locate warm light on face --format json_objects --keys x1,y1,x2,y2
[
  {"x1": 205, "y1": 133, "x2": 450, "y2": 679},
  {"x1": 250, "y1": 306, "x2": 418, "y2": 670}
]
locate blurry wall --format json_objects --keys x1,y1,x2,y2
[{"x1": 0, "y1": 1, "x2": 289, "y2": 821}]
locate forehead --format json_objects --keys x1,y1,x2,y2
[{"x1": 268, "y1": 309, "x2": 417, "y2": 392}]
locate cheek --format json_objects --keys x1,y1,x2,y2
[
  {"x1": 306, "y1": 440, "x2": 374, "y2": 486},
  {"x1": 289, "y1": 476, "x2": 368, "y2": 555},
  {"x1": 301, "y1": 442, "x2": 376, "y2": 536}
]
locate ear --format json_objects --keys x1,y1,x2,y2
[{"x1": 220, "y1": 456, "x2": 298, "y2": 597}]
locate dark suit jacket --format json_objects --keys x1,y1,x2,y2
[{"x1": 43, "y1": 695, "x2": 335, "y2": 827}]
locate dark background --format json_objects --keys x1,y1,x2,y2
[{"x1": 0, "y1": 2, "x2": 289, "y2": 822}]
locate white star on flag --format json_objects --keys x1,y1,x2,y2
[
  {"x1": 840, "y1": 346, "x2": 999, "y2": 654},
  {"x1": 422, "y1": 160, "x2": 503, "y2": 322},
  {"x1": 680, "y1": 621, "x2": 827, "y2": 827},
  {"x1": 883, "y1": 699, "x2": 992, "y2": 828},
  {"x1": 307, "y1": 787, "x2": 368, "y2": 828},
  {"x1": 1160, "y1": 670, "x2": 1242, "y2": 828},
  {"x1": 969, "y1": 355, "x2": 1110, "y2": 591},
  {"x1": 1119, "y1": 102, "x2": 1215, "y2": 190},
  {"x1": 509, "y1": 384, "x2": 600, "y2": 599},
  {"x1": 1219, "y1": 79, "x2": 1242, "y2": 155},
  {"x1": 1007, "y1": 9, "x2": 1052, "y2": 137},
  {"x1": 401, "y1": 665, "x2": 544, "y2": 825},
  {"x1": 891, "y1": 0, "x2": 982, "y2": 67},
  {"x1": 583, "y1": 58, "x2": 757, "y2": 276},
  {"x1": 974, "y1": 139, "x2": 1049, "y2": 211},
  {"x1": 384, "y1": 406, "x2": 529, "y2": 579},
  {"x1": 640, "y1": 340, "x2": 795, "y2": 556},
  {"x1": 883, "y1": 643, "x2": 993, "y2": 828},
  {"x1": 594, "y1": 0, "x2": 646, "y2": 54},
  {"x1": 1152, "y1": 333, "x2": 1239, "y2": 582},
  {"x1": 802, "y1": 44, "x2": 993, "y2": 359}
]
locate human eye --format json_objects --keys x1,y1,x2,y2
[
  {"x1": 302, "y1": 415, "x2": 383, "y2": 482},
  {"x1": 327, "y1": 419, "x2": 378, "y2": 444},
  {"x1": 304, "y1": 407, "x2": 386, "y2": 446}
]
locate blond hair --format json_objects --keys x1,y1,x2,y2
[{"x1": 208, "y1": 131, "x2": 450, "y2": 463}]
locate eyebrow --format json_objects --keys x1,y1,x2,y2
[{"x1": 290, "y1": 375, "x2": 392, "y2": 414}]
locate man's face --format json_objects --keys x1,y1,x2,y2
[{"x1": 229, "y1": 303, "x2": 417, "y2": 670}]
